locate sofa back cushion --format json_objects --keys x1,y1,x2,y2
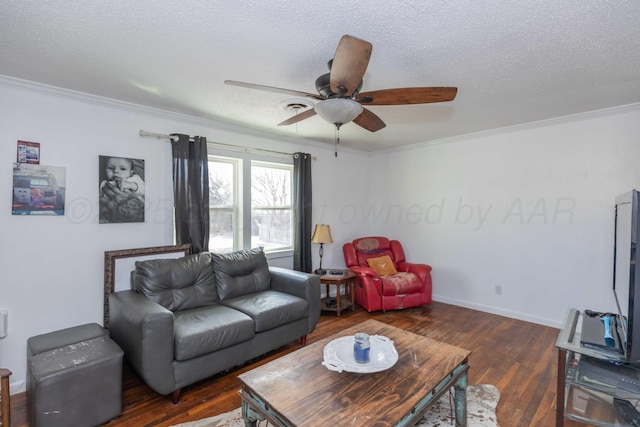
[
  {"x1": 352, "y1": 236, "x2": 396, "y2": 267},
  {"x1": 133, "y1": 252, "x2": 218, "y2": 311},
  {"x1": 211, "y1": 248, "x2": 270, "y2": 301}
]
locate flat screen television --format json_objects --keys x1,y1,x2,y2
[{"x1": 613, "y1": 189, "x2": 640, "y2": 362}]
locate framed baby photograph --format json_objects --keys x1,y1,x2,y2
[{"x1": 98, "y1": 155, "x2": 145, "y2": 224}]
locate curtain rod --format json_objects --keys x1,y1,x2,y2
[{"x1": 139, "y1": 130, "x2": 315, "y2": 160}]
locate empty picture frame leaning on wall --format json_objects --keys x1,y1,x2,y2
[
  {"x1": 98, "y1": 155, "x2": 145, "y2": 224},
  {"x1": 103, "y1": 244, "x2": 191, "y2": 327}
]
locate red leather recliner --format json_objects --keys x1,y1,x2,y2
[{"x1": 343, "y1": 236, "x2": 432, "y2": 312}]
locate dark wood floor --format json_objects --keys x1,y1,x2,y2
[{"x1": 9, "y1": 301, "x2": 587, "y2": 426}]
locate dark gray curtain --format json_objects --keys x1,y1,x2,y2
[
  {"x1": 170, "y1": 134, "x2": 210, "y2": 253},
  {"x1": 293, "y1": 152, "x2": 313, "y2": 272}
]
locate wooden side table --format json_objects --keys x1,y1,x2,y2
[
  {"x1": 1, "y1": 368, "x2": 11, "y2": 427},
  {"x1": 319, "y1": 270, "x2": 356, "y2": 316}
]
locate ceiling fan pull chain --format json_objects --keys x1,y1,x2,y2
[{"x1": 335, "y1": 125, "x2": 340, "y2": 157}]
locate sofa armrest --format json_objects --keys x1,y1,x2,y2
[
  {"x1": 108, "y1": 290, "x2": 176, "y2": 395},
  {"x1": 269, "y1": 267, "x2": 321, "y2": 334},
  {"x1": 348, "y1": 265, "x2": 381, "y2": 278},
  {"x1": 397, "y1": 261, "x2": 432, "y2": 284},
  {"x1": 348, "y1": 266, "x2": 383, "y2": 296}
]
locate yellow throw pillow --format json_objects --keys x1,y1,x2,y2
[{"x1": 367, "y1": 255, "x2": 398, "y2": 276}]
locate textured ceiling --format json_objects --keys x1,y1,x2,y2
[{"x1": 1, "y1": 1, "x2": 639, "y2": 151}]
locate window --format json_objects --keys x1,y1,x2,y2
[
  {"x1": 208, "y1": 156, "x2": 239, "y2": 254},
  {"x1": 251, "y1": 162, "x2": 292, "y2": 252},
  {"x1": 208, "y1": 153, "x2": 293, "y2": 254}
]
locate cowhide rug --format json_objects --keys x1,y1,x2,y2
[{"x1": 171, "y1": 384, "x2": 500, "y2": 427}]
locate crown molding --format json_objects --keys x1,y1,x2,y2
[
  {"x1": 374, "y1": 102, "x2": 640, "y2": 156},
  {"x1": 0, "y1": 74, "x2": 352, "y2": 155},
  {"x1": 8, "y1": 74, "x2": 632, "y2": 159}
]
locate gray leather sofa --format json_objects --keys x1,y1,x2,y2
[{"x1": 108, "y1": 248, "x2": 320, "y2": 403}]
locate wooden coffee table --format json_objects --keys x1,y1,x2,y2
[{"x1": 238, "y1": 319, "x2": 471, "y2": 426}]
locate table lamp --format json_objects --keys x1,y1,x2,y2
[{"x1": 311, "y1": 224, "x2": 333, "y2": 275}]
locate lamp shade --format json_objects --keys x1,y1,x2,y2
[
  {"x1": 311, "y1": 224, "x2": 333, "y2": 244},
  {"x1": 314, "y1": 99, "x2": 363, "y2": 125}
]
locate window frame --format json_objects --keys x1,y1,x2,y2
[
  {"x1": 250, "y1": 160, "x2": 294, "y2": 253},
  {"x1": 207, "y1": 148, "x2": 294, "y2": 257},
  {"x1": 207, "y1": 155, "x2": 241, "y2": 253}
]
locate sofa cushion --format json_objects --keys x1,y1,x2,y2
[
  {"x1": 222, "y1": 290, "x2": 308, "y2": 333},
  {"x1": 381, "y1": 272, "x2": 423, "y2": 296},
  {"x1": 133, "y1": 252, "x2": 218, "y2": 312},
  {"x1": 353, "y1": 236, "x2": 391, "y2": 253},
  {"x1": 352, "y1": 237, "x2": 396, "y2": 268},
  {"x1": 211, "y1": 248, "x2": 270, "y2": 301},
  {"x1": 367, "y1": 255, "x2": 398, "y2": 276},
  {"x1": 173, "y1": 305, "x2": 254, "y2": 361}
]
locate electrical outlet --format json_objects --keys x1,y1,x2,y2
[{"x1": 495, "y1": 285, "x2": 503, "y2": 295}]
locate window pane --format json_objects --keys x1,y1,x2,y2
[
  {"x1": 209, "y1": 161, "x2": 234, "y2": 207},
  {"x1": 209, "y1": 208, "x2": 234, "y2": 254},
  {"x1": 251, "y1": 162, "x2": 293, "y2": 252},
  {"x1": 251, "y1": 209, "x2": 291, "y2": 251},
  {"x1": 208, "y1": 158, "x2": 237, "y2": 254},
  {"x1": 251, "y1": 166, "x2": 291, "y2": 207}
]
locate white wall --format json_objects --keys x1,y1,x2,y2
[
  {"x1": 0, "y1": 77, "x2": 371, "y2": 393},
  {"x1": 367, "y1": 105, "x2": 640, "y2": 327},
  {"x1": 3, "y1": 74, "x2": 639, "y2": 395}
]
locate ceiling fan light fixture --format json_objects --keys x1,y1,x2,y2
[{"x1": 314, "y1": 98, "x2": 363, "y2": 126}]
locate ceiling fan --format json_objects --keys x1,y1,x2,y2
[{"x1": 225, "y1": 35, "x2": 458, "y2": 133}]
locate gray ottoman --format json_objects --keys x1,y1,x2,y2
[{"x1": 27, "y1": 323, "x2": 124, "y2": 427}]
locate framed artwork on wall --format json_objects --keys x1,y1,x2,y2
[
  {"x1": 17, "y1": 140, "x2": 40, "y2": 164},
  {"x1": 98, "y1": 155, "x2": 145, "y2": 224},
  {"x1": 12, "y1": 163, "x2": 66, "y2": 215}
]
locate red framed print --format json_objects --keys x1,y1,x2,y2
[{"x1": 17, "y1": 140, "x2": 40, "y2": 164}]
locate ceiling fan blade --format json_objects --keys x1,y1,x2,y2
[
  {"x1": 358, "y1": 87, "x2": 458, "y2": 105},
  {"x1": 277, "y1": 108, "x2": 317, "y2": 126},
  {"x1": 224, "y1": 80, "x2": 323, "y2": 100},
  {"x1": 353, "y1": 107, "x2": 386, "y2": 132},
  {"x1": 330, "y1": 35, "x2": 372, "y2": 97}
]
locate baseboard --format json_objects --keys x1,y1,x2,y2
[
  {"x1": 10, "y1": 379, "x2": 25, "y2": 395},
  {"x1": 432, "y1": 295, "x2": 562, "y2": 328}
]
